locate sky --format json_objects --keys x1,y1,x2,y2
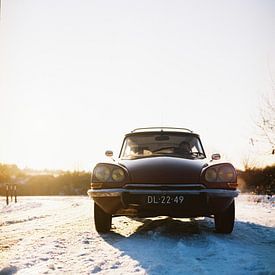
[{"x1": 0, "y1": 0, "x2": 274, "y2": 171}]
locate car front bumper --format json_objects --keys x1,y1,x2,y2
[{"x1": 88, "y1": 188, "x2": 239, "y2": 217}]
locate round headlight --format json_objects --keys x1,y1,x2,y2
[
  {"x1": 111, "y1": 168, "x2": 125, "y2": 182},
  {"x1": 94, "y1": 166, "x2": 111, "y2": 182},
  {"x1": 205, "y1": 168, "x2": 217, "y2": 182},
  {"x1": 218, "y1": 166, "x2": 235, "y2": 182}
]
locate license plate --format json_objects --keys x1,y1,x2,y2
[{"x1": 146, "y1": 195, "x2": 184, "y2": 205}]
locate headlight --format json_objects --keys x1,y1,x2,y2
[
  {"x1": 218, "y1": 166, "x2": 235, "y2": 182},
  {"x1": 204, "y1": 164, "x2": 236, "y2": 183},
  {"x1": 92, "y1": 165, "x2": 126, "y2": 183},
  {"x1": 205, "y1": 168, "x2": 217, "y2": 182},
  {"x1": 111, "y1": 168, "x2": 125, "y2": 182},
  {"x1": 93, "y1": 166, "x2": 111, "y2": 182}
]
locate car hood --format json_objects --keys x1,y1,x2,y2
[{"x1": 118, "y1": 156, "x2": 208, "y2": 184}]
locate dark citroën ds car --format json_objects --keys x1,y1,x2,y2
[{"x1": 88, "y1": 127, "x2": 238, "y2": 234}]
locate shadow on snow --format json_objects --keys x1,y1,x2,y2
[{"x1": 100, "y1": 217, "x2": 275, "y2": 274}]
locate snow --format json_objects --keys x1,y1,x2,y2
[{"x1": 0, "y1": 195, "x2": 274, "y2": 274}]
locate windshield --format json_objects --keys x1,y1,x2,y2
[{"x1": 120, "y1": 133, "x2": 205, "y2": 160}]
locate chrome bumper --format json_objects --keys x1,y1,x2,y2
[{"x1": 87, "y1": 188, "x2": 239, "y2": 198}]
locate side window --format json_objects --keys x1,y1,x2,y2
[{"x1": 191, "y1": 145, "x2": 197, "y2": 153}]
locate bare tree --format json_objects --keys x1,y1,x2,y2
[{"x1": 256, "y1": 86, "x2": 275, "y2": 154}]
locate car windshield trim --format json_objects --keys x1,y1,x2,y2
[{"x1": 120, "y1": 133, "x2": 206, "y2": 160}]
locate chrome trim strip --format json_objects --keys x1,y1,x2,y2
[
  {"x1": 204, "y1": 189, "x2": 239, "y2": 197},
  {"x1": 87, "y1": 189, "x2": 239, "y2": 198},
  {"x1": 88, "y1": 190, "x2": 121, "y2": 197},
  {"x1": 124, "y1": 184, "x2": 206, "y2": 189}
]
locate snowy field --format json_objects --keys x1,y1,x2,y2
[{"x1": 0, "y1": 195, "x2": 274, "y2": 275}]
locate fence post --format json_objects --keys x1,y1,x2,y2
[
  {"x1": 10, "y1": 184, "x2": 13, "y2": 202},
  {"x1": 6, "y1": 184, "x2": 9, "y2": 205},
  {"x1": 14, "y1": 184, "x2": 17, "y2": 203}
]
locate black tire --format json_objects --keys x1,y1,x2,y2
[
  {"x1": 94, "y1": 202, "x2": 112, "y2": 233},
  {"x1": 214, "y1": 200, "x2": 235, "y2": 234}
]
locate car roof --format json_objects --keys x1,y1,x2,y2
[{"x1": 125, "y1": 127, "x2": 200, "y2": 137}]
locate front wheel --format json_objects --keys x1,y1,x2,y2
[
  {"x1": 214, "y1": 200, "x2": 235, "y2": 234},
  {"x1": 94, "y1": 202, "x2": 112, "y2": 233}
]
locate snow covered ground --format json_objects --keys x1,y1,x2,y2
[{"x1": 0, "y1": 195, "x2": 274, "y2": 275}]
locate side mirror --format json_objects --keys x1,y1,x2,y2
[
  {"x1": 211, "y1": 153, "x2": 221, "y2": 161},
  {"x1": 105, "y1": 150, "x2": 113, "y2": 157}
]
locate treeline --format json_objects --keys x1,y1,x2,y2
[
  {"x1": 0, "y1": 164, "x2": 91, "y2": 196},
  {"x1": 1, "y1": 163, "x2": 275, "y2": 195},
  {"x1": 237, "y1": 165, "x2": 275, "y2": 195}
]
